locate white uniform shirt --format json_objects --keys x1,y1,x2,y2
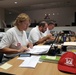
[
  {"x1": 0, "y1": 26, "x2": 29, "y2": 57},
  {"x1": 44, "y1": 28, "x2": 51, "y2": 36},
  {"x1": 28, "y1": 26, "x2": 44, "y2": 44}
]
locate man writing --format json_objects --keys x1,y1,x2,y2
[{"x1": 28, "y1": 21, "x2": 55, "y2": 45}]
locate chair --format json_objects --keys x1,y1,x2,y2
[{"x1": 0, "y1": 28, "x2": 4, "y2": 32}]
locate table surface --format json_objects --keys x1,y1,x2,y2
[{"x1": 0, "y1": 56, "x2": 74, "y2": 75}]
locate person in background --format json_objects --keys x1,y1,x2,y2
[
  {"x1": 44, "y1": 21, "x2": 55, "y2": 36},
  {"x1": 28, "y1": 21, "x2": 55, "y2": 45},
  {"x1": 0, "y1": 13, "x2": 33, "y2": 58}
]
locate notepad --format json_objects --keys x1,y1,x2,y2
[{"x1": 0, "y1": 63, "x2": 12, "y2": 70}]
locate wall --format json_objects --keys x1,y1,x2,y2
[
  {"x1": 52, "y1": 26, "x2": 76, "y2": 32},
  {"x1": 25, "y1": 26, "x2": 76, "y2": 33},
  {"x1": 5, "y1": 7, "x2": 76, "y2": 26},
  {"x1": 0, "y1": 8, "x2": 5, "y2": 28},
  {"x1": 26, "y1": 7, "x2": 76, "y2": 26},
  {"x1": 5, "y1": 13, "x2": 18, "y2": 26}
]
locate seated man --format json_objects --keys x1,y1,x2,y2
[
  {"x1": 44, "y1": 21, "x2": 55, "y2": 36},
  {"x1": 28, "y1": 21, "x2": 55, "y2": 45}
]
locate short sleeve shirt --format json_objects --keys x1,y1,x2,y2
[
  {"x1": 28, "y1": 26, "x2": 44, "y2": 44},
  {"x1": 0, "y1": 26, "x2": 29, "y2": 57},
  {"x1": 44, "y1": 28, "x2": 51, "y2": 36}
]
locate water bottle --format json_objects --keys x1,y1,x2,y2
[{"x1": 63, "y1": 34, "x2": 66, "y2": 42}]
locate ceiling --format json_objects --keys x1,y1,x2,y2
[{"x1": 0, "y1": 0, "x2": 76, "y2": 14}]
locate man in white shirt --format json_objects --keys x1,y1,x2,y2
[
  {"x1": 44, "y1": 21, "x2": 55, "y2": 36},
  {"x1": 28, "y1": 21, "x2": 55, "y2": 45}
]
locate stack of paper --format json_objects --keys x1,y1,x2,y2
[
  {"x1": 63, "y1": 42, "x2": 76, "y2": 46},
  {"x1": 26, "y1": 45, "x2": 50, "y2": 54},
  {"x1": 19, "y1": 56, "x2": 40, "y2": 68}
]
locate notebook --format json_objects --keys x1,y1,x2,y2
[{"x1": 40, "y1": 55, "x2": 60, "y2": 63}]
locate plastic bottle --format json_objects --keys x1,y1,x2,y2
[{"x1": 63, "y1": 34, "x2": 66, "y2": 42}]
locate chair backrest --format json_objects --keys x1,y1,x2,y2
[
  {"x1": 0, "y1": 53, "x2": 3, "y2": 63},
  {"x1": 0, "y1": 28, "x2": 4, "y2": 32}
]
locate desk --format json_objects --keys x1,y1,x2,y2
[
  {"x1": 0, "y1": 56, "x2": 73, "y2": 75},
  {"x1": 0, "y1": 36, "x2": 75, "y2": 75}
]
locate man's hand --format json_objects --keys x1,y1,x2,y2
[{"x1": 27, "y1": 43, "x2": 33, "y2": 48}]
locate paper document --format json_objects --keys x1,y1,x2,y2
[
  {"x1": 63, "y1": 42, "x2": 76, "y2": 46},
  {"x1": 19, "y1": 56, "x2": 40, "y2": 68},
  {"x1": 26, "y1": 45, "x2": 50, "y2": 54},
  {"x1": 17, "y1": 57, "x2": 30, "y2": 60}
]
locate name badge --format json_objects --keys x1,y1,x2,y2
[{"x1": 17, "y1": 43, "x2": 21, "y2": 47}]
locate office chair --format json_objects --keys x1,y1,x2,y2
[{"x1": 0, "y1": 28, "x2": 4, "y2": 32}]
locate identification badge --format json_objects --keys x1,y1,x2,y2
[{"x1": 17, "y1": 43, "x2": 21, "y2": 47}]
